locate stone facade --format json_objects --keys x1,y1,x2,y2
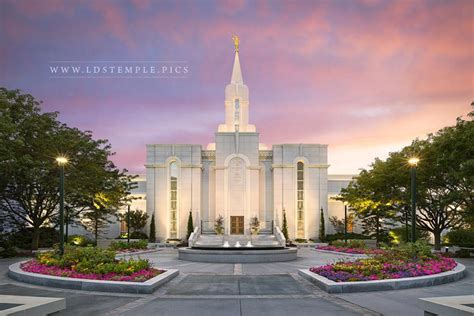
[
  {"x1": 66, "y1": 45, "x2": 356, "y2": 242},
  {"x1": 143, "y1": 45, "x2": 351, "y2": 242}
]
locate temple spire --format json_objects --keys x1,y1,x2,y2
[
  {"x1": 218, "y1": 35, "x2": 255, "y2": 133},
  {"x1": 230, "y1": 36, "x2": 243, "y2": 84}
]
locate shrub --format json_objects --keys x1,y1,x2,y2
[
  {"x1": 67, "y1": 235, "x2": 96, "y2": 247},
  {"x1": 391, "y1": 240, "x2": 434, "y2": 260},
  {"x1": 6, "y1": 227, "x2": 59, "y2": 250},
  {"x1": 109, "y1": 240, "x2": 148, "y2": 251},
  {"x1": 294, "y1": 238, "x2": 308, "y2": 243},
  {"x1": 324, "y1": 233, "x2": 371, "y2": 242},
  {"x1": 130, "y1": 231, "x2": 148, "y2": 239},
  {"x1": 330, "y1": 239, "x2": 367, "y2": 249},
  {"x1": 249, "y1": 216, "x2": 260, "y2": 235},
  {"x1": 215, "y1": 215, "x2": 224, "y2": 235},
  {"x1": 389, "y1": 226, "x2": 430, "y2": 244},
  {"x1": 35, "y1": 246, "x2": 152, "y2": 276},
  {"x1": 443, "y1": 228, "x2": 474, "y2": 248}
]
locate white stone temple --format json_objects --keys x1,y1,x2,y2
[
  {"x1": 143, "y1": 38, "x2": 353, "y2": 242},
  {"x1": 67, "y1": 38, "x2": 356, "y2": 242}
]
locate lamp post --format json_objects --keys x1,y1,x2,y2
[
  {"x1": 344, "y1": 202, "x2": 348, "y2": 245},
  {"x1": 127, "y1": 204, "x2": 131, "y2": 244},
  {"x1": 408, "y1": 157, "x2": 419, "y2": 243},
  {"x1": 56, "y1": 156, "x2": 68, "y2": 256},
  {"x1": 405, "y1": 206, "x2": 409, "y2": 242}
]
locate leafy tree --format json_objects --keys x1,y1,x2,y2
[
  {"x1": 186, "y1": 211, "x2": 194, "y2": 240},
  {"x1": 149, "y1": 213, "x2": 156, "y2": 242},
  {"x1": 282, "y1": 209, "x2": 289, "y2": 240},
  {"x1": 0, "y1": 88, "x2": 134, "y2": 249},
  {"x1": 319, "y1": 208, "x2": 325, "y2": 241},
  {"x1": 123, "y1": 208, "x2": 149, "y2": 233},
  {"x1": 338, "y1": 163, "x2": 398, "y2": 244},
  {"x1": 340, "y1": 111, "x2": 473, "y2": 249},
  {"x1": 329, "y1": 214, "x2": 355, "y2": 234},
  {"x1": 80, "y1": 174, "x2": 133, "y2": 243}
]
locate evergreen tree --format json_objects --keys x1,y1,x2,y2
[
  {"x1": 319, "y1": 207, "x2": 326, "y2": 241},
  {"x1": 186, "y1": 211, "x2": 194, "y2": 240},
  {"x1": 282, "y1": 209, "x2": 289, "y2": 240},
  {"x1": 149, "y1": 213, "x2": 156, "y2": 242}
]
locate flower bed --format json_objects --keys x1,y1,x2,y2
[
  {"x1": 21, "y1": 260, "x2": 162, "y2": 282},
  {"x1": 20, "y1": 246, "x2": 163, "y2": 282},
  {"x1": 310, "y1": 242, "x2": 457, "y2": 282},
  {"x1": 316, "y1": 245, "x2": 385, "y2": 255}
]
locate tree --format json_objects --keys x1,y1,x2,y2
[
  {"x1": 338, "y1": 163, "x2": 398, "y2": 244},
  {"x1": 329, "y1": 214, "x2": 355, "y2": 234},
  {"x1": 319, "y1": 208, "x2": 325, "y2": 241},
  {"x1": 80, "y1": 174, "x2": 133, "y2": 243},
  {"x1": 126, "y1": 208, "x2": 149, "y2": 233},
  {"x1": 282, "y1": 209, "x2": 289, "y2": 240},
  {"x1": 186, "y1": 211, "x2": 194, "y2": 240},
  {"x1": 0, "y1": 88, "x2": 134, "y2": 249},
  {"x1": 340, "y1": 111, "x2": 473, "y2": 249},
  {"x1": 149, "y1": 213, "x2": 156, "y2": 242}
]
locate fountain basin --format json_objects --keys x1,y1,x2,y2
[{"x1": 178, "y1": 247, "x2": 297, "y2": 263}]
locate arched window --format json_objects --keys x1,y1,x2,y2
[
  {"x1": 170, "y1": 162, "x2": 178, "y2": 238},
  {"x1": 297, "y1": 162, "x2": 304, "y2": 238}
]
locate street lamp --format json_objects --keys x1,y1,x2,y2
[
  {"x1": 344, "y1": 202, "x2": 348, "y2": 245},
  {"x1": 56, "y1": 156, "x2": 68, "y2": 256},
  {"x1": 408, "y1": 157, "x2": 419, "y2": 243},
  {"x1": 127, "y1": 203, "x2": 131, "y2": 244}
]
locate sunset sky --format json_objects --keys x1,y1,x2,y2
[{"x1": 1, "y1": 0, "x2": 472, "y2": 175}]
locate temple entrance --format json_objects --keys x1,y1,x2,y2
[{"x1": 230, "y1": 216, "x2": 244, "y2": 234}]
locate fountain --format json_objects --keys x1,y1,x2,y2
[{"x1": 178, "y1": 226, "x2": 297, "y2": 263}]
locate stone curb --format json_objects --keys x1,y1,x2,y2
[
  {"x1": 8, "y1": 260, "x2": 179, "y2": 294},
  {"x1": 311, "y1": 248, "x2": 368, "y2": 257},
  {"x1": 298, "y1": 263, "x2": 466, "y2": 293},
  {"x1": 115, "y1": 249, "x2": 162, "y2": 258}
]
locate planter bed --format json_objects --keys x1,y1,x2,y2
[
  {"x1": 299, "y1": 262, "x2": 465, "y2": 293},
  {"x1": 310, "y1": 255, "x2": 457, "y2": 282},
  {"x1": 21, "y1": 260, "x2": 162, "y2": 282},
  {"x1": 9, "y1": 260, "x2": 178, "y2": 294}
]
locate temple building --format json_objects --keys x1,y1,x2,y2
[{"x1": 143, "y1": 38, "x2": 355, "y2": 242}]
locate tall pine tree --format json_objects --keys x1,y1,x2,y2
[
  {"x1": 282, "y1": 209, "x2": 289, "y2": 240},
  {"x1": 186, "y1": 211, "x2": 194, "y2": 240},
  {"x1": 149, "y1": 213, "x2": 156, "y2": 242},
  {"x1": 319, "y1": 207, "x2": 325, "y2": 241}
]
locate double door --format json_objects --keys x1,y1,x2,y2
[{"x1": 230, "y1": 216, "x2": 244, "y2": 234}]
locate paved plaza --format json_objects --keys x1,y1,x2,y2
[{"x1": 0, "y1": 248, "x2": 472, "y2": 315}]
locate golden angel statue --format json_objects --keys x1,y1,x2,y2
[{"x1": 232, "y1": 35, "x2": 240, "y2": 52}]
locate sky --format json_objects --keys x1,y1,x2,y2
[{"x1": 1, "y1": 0, "x2": 472, "y2": 175}]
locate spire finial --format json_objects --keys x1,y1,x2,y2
[{"x1": 232, "y1": 35, "x2": 240, "y2": 52}]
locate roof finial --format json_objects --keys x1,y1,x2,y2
[{"x1": 232, "y1": 35, "x2": 240, "y2": 52}]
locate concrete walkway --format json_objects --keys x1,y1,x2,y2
[{"x1": 0, "y1": 249, "x2": 472, "y2": 315}]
